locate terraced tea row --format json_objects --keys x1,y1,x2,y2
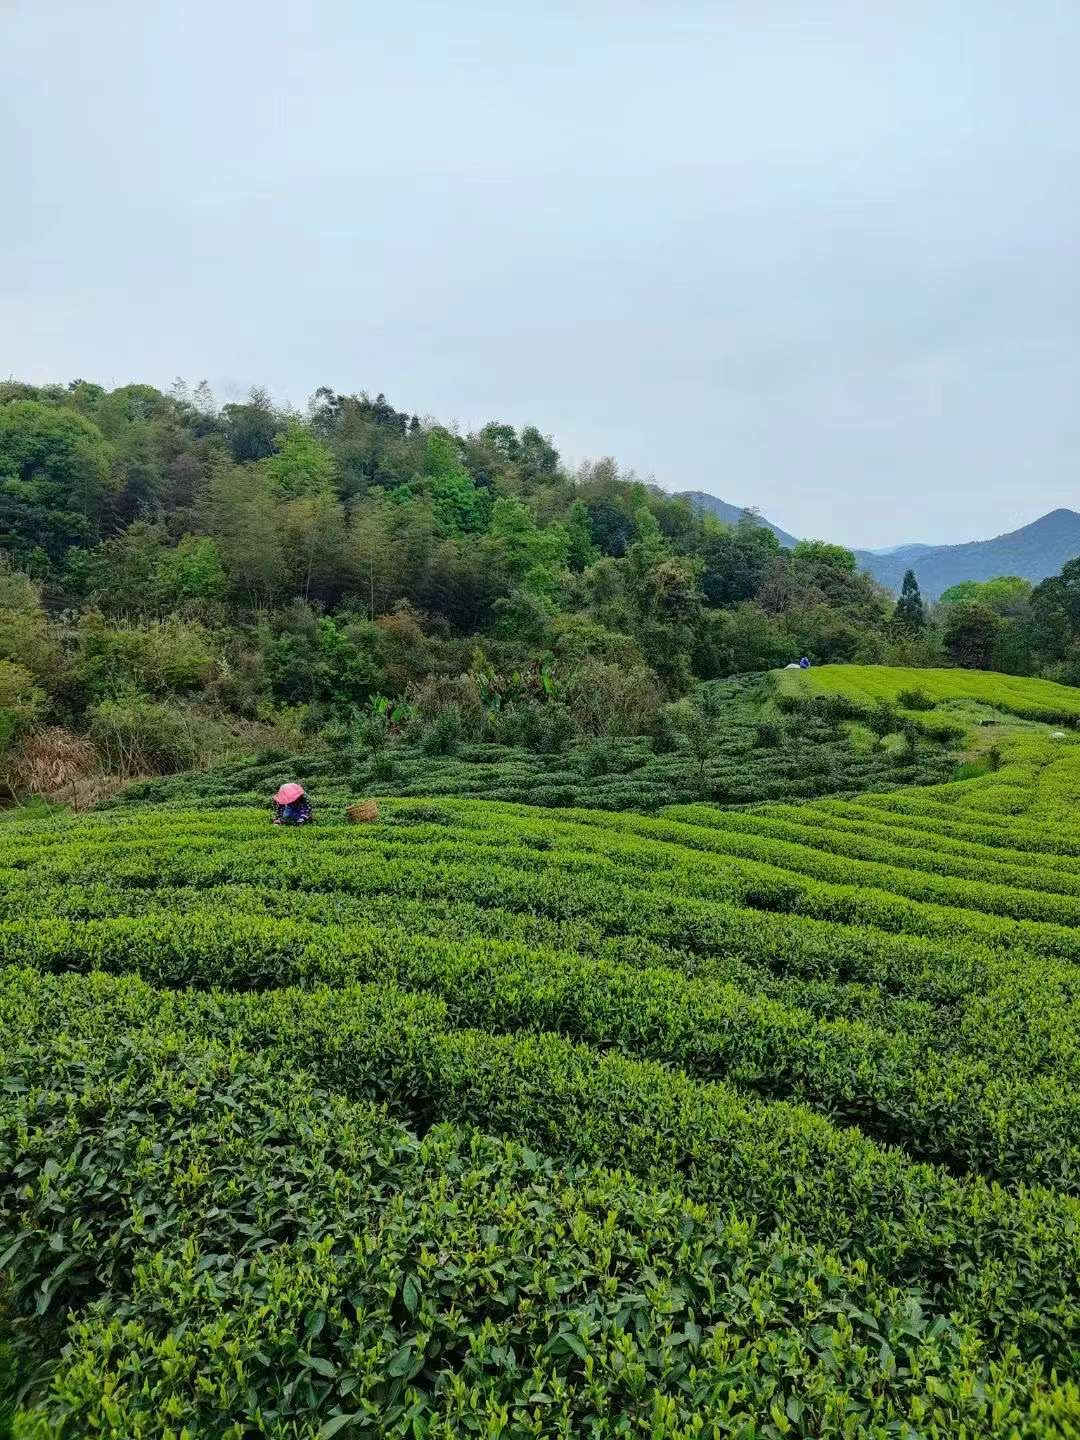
[
  {"x1": 3, "y1": 729, "x2": 1079, "y2": 1435},
  {"x1": 6, "y1": 969, "x2": 1080, "y2": 1370},
  {"x1": 779, "y1": 663, "x2": 1080, "y2": 726},
  {"x1": 8, "y1": 981, "x2": 1079, "y2": 1437},
  {"x1": 7, "y1": 904, "x2": 1080, "y2": 1189},
  {"x1": 111, "y1": 679, "x2": 959, "y2": 815},
  {"x1": 6, "y1": 802, "x2": 1080, "y2": 953}
]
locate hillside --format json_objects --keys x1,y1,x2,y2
[
  {"x1": 676, "y1": 492, "x2": 1080, "y2": 603},
  {"x1": 777, "y1": 663, "x2": 1080, "y2": 726},
  {"x1": 4, "y1": 731, "x2": 1080, "y2": 1431},
  {"x1": 854, "y1": 508, "x2": 1080, "y2": 598},
  {"x1": 2, "y1": 378, "x2": 1079, "y2": 809},
  {"x1": 113, "y1": 676, "x2": 958, "y2": 813},
  {"x1": 678, "y1": 490, "x2": 799, "y2": 547}
]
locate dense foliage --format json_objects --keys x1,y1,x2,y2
[
  {"x1": 114, "y1": 678, "x2": 959, "y2": 814},
  {"x1": 2, "y1": 378, "x2": 1076, "y2": 800},
  {"x1": 2, "y1": 729, "x2": 1080, "y2": 1432}
]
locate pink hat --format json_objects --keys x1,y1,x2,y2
[{"x1": 274, "y1": 783, "x2": 305, "y2": 805}]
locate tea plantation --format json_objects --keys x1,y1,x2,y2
[
  {"x1": 3, "y1": 728, "x2": 1080, "y2": 1434},
  {"x1": 778, "y1": 663, "x2": 1080, "y2": 727},
  {"x1": 112, "y1": 677, "x2": 960, "y2": 816}
]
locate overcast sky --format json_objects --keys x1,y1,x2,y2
[{"x1": 4, "y1": 1, "x2": 1080, "y2": 546}]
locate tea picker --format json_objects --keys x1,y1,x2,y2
[{"x1": 272, "y1": 782, "x2": 312, "y2": 825}]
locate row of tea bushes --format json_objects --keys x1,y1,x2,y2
[
  {"x1": 7, "y1": 1015, "x2": 1078, "y2": 1438},
  {"x1": 4, "y1": 906, "x2": 1080, "y2": 1190}
]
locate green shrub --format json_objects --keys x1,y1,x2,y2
[
  {"x1": 504, "y1": 700, "x2": 576, "y2": 755},
  {"x1": 87, "y1": 696, "x2": 203, "y2": 776},
  {"x1": 576, "y1": 737, "x2": 616, "y2": 776},
  {"x1": 420, "y1": 705, "x2": 463, "y2": 757},
  {"x1": 867, "y1": 699, "x2": 902, "y2": 738},
  {"x1": 371, "y1": 749, "x2": 398, "y2": 781},
  {"x1": 754, "y1": 719, "x2": 782, "y2": 748},
  {"x1": 73, "y1": 616, "x2": 216, "y2": 699},
  {"x1": 6, "y1": 1018, "x2": 1076, "y2": 1437},
  {"x1": 898, "y1": 686, "x2": 935, "y2": 710}
]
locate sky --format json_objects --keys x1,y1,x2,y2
[{"x1": 3, "y1": 0, "x2": 1080, "y2": 548}]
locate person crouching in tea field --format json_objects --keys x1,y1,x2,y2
[{"x1": 273, "y1": 782, "x2": 312, "y2": 826}]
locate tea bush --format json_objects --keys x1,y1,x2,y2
[
  {"x1": 111, "y1": 681, "x2": 958, "y2": 815},
  {"x1": 3, "y1": 728, "x2": 1080, "y2": 1432},
  {"x1": 7, "y1": 1021, "x2": 1078, "y2": 1438},
  {"x1": 778, "y1": 662, "x2": 1080, "y2": 726}
]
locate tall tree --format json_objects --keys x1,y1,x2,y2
[
  {"x1": 942, "y1": 601, "x2": 1001, "y2": 670},
  {"x1": 0, "y1": 400, "x2": 112, "y2": 568},
  {"x1": 221, "y1": 388, "x2": 279, "y2": 463},
  {"x1": 265, "y1": 425, "x2": 337, "y2": 498},
  {"x1": 199, "y1": 465, "x2": 284, "y2": 608},
  {"x1": 1030, "y1": 558, "x2": 1080, "y2": 662},
  {"x1": 893, "y1": 569, "x2": 926, "y2": 632}
]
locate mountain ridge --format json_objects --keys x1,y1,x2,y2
[
  {"x1": 678, "y1": 491, "x2": 799, "y2": 548},
  {"x1": 678, "y1": 492, "x2": 1080, "y2": 601},
  {"x1": 853, "y1": 507, "x2": 1080, "y2": 599}
]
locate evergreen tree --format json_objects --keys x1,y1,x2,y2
[{"x1": 893, "y1": 569, "x2": 926, "y2": 632}]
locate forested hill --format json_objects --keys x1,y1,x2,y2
[
  {"x1": 679, "y1": 490, "x2": 1080, "y2": 599},
  {"x1": 678, "y1": 491, "x2": 798, "y2": 548},
  {"x1": 1, "y1": 377, "x2": 1079, "y2": 793},
  {"x1": 0, "y1": 376, "x2": 894, "y2": 700},
  {"x1": 854, "y1": 508, "x2": 1080, "y2": 599}
]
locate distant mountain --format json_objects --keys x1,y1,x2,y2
[
  {"x1": 679, "y1": 492, "x2": 799, "y2": 548},
  {"x1": 677, "y1": 493, "x2": 1080, "y2": 601},
  {"x1": 865, "y1": 542, "x2": 936, "y2": 559},
  {"x1": 854, "y1": 509, "x2": 1080, "y2": 600}
]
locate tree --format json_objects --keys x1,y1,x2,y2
[
  {"x1": 422, "y1": 431, "x2": 491, "y2": 535},
  {"x1": 0, "y1": 556, "x2": 60, "y2": 681},
  {"x1": 489, "y1": 496, "x2": 568, "y2": 596},
  {"x1": 892, "y1": 570, "x2": 926, "y2": 632},
  {"x1": 791, "y1": 539, "x2": 857, "y2": 579},
  {"x1": 664, "y1": 700, "x2": 715, "y2": 789},
  {"x1": 1030, "y1": 558, "x2": 1080, "y2": 662},
  {"x1": 221, "y1": 388, "x2": 279, "y2": 462},
  {"x1": 942, "y1": 601, "x2": 1001, "y2": 670},
  {"x1": 111, "y1": 422, "x2": 166, "y2": 522},
  {"x1": 700, "y1": 519, "x2": 780, "y2": 607},
  {"x1": 939, "y1": 576, "x2": 1032, "y2": 619},
  {"x1": 264, "y1": 608, "x2": 384, "y2": 712},
  {"x1": 65, "y1": 521, "x2": 168, "y2": 615},
  {"x1": 563, "y1": 500, "x2": 597, "y2": 573},
  {"x1": 516, "y1": 425, "x2": 560, "y2": 487},
  {"x1": 199, "y1": 465, "x2": 284, "y2": 608},
  {"x1": 0, "y1": 400, "x2": 112, "y2": 567},
  {"x1": 493, "y1": 587, "x2": 555, "y2": 645},
  {"x1": 155, "y1": 536, "x2": 228, "y2": 609},
  {"x1": 264, "y1": 425, "x2": 337, "y2": 498},
  {"x1": 583, "y1": 492, "x2": 637, "y2": 558},
  {"x1": 278, "y1": 490, "x2": 349, "y2": 603},
  {"x1": 0, "y1": 659, "x2": 45, "y2": 767}
]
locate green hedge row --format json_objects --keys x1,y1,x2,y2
[
  {"x1": 758, "y1": 802, "x2": 1080, "y2": 881},
  {"x1": 7, "y1": 1023, "x2": 1076, "y2": 1438},
  {"x1": 0, "y1": 849, "x2": 1030, "y2": 1021},
  {"x1": 0, "y1": 879, "x2": 956, "y2": 1049},
  {"x1": 4, "y1": 965, "x2": 1080, "y2": 1381},
  {"x1": 663, "y1": 804, "x2": 1080, "y2": 897},
  {"x1": 3, "y1": 907, "x2": 1079, "y2": 1191},
  {"x1": 6, "y1": 803, "x2": 1080, "y2": 965}
]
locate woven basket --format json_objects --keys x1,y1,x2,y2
[{"x1": 346, "y1": 800, "x2": 379, "y2": 824}]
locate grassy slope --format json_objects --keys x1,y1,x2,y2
[{"x1": 777, "y1": 662, "x2": 1080, "y2": 723}]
